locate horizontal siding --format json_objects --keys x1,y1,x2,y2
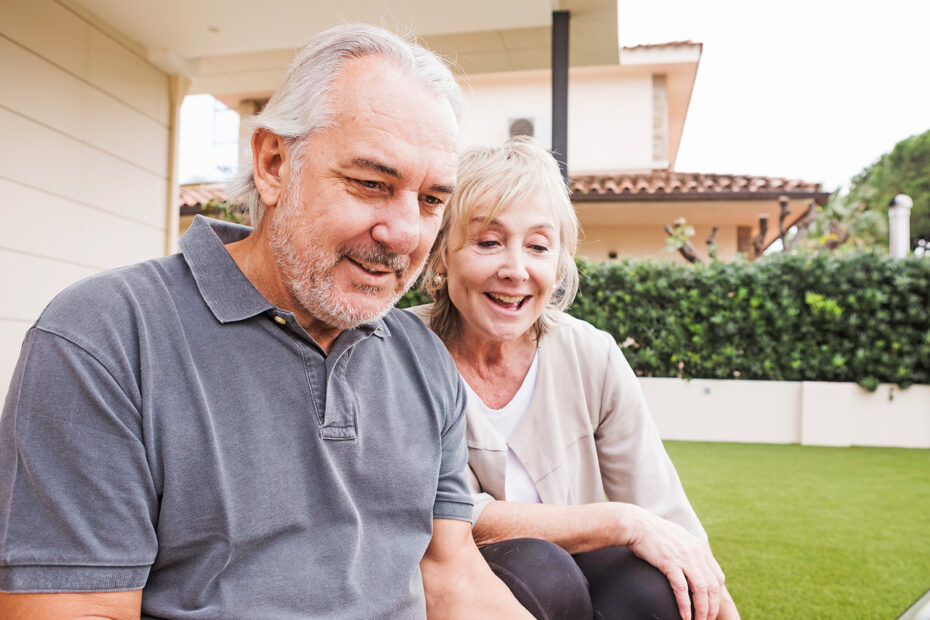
[
  {"x1": 0, "y1": 318, "x2": 32, "y2": 402},
  {"x1": 0, "y1": 36, "x2": 169, "y2": 177},
  {"x1": 0, "y1": 0, "x2": 174, "y2": 404},
  {"x1": 0, "y1": 178, "x2": 164, "y2": 270},
  {"x1": 0, "y1": 0, "x2": 169, "y2": 122},
  {"x1": 0, "y1": 249, "x2": 97, "y2": 322},
  {"x1": 0, "y1": 107, "x2": 167, "y2": 229}
]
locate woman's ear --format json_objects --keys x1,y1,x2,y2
[{"x1": 251, "y1": 129, "x2": 288, "y2": 209}]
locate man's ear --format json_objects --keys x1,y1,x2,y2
[{"x1": 252, "y1": 129, "x2": 289, "y2": 209}]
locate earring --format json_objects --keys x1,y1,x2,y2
[{"x1": 432, "y1": 273, "x2": 446, "y2": 288}]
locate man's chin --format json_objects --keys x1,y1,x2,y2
[{"x1": 323, "y1": 289, "x2": 404, "y2": 330}]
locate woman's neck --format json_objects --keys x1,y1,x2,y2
[{"x1": 445, "y1": 331, "x2": 538, "y2": 409}]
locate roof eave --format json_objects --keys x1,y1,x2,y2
[{"x1": 570, "y1": 191, "x2": 832, "y2": 205}]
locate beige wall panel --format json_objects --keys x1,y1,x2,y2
[
  {"x1": 0, "y1": 179, "x2": 83, "y2": 264},
  {"x1": 0, "y1": 319, "x2": 32, "y2": 403},
  {"x1": 85, "y1": 211, "x2": 164, "y2": 268},
  {"x1": 0, "y1": 179, "x2": 163, "y2": 270},
  {"x1": 0, "y1": 108, "x2": 166, "y2": 230},
  {"x1": 87, "y1": 28, "x2": 170, "y2": 122},
  {"x1": 0, "y1": 37, "x2": 168, "y2": 176},
  {"x1": 0, "y1": 0, "x2": 168, "y2": 123},
  {"x1": 0, "y1": 0, "x2": 90, "y2": 79},
  {"x1": 0, "y1": 249, "x2": 96, "y2": 323}
]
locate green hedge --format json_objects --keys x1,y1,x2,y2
[{"x1": 399, "y1": 252, "x2": 930, "y2": 390}]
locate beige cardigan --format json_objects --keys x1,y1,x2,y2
[{"x1": 411, "y1": 307, "x2": 706, "y2": 539}]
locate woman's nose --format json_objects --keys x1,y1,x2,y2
[{"x1": 497, "y1": 248, "x2": 528, "y2": 282}]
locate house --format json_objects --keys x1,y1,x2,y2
[
  {"x1": 181, "y1": 39, "x2": 828, "y2": 262},
  {"x1": 0, "y1": 0, "x2": 618, "y2": 393}
]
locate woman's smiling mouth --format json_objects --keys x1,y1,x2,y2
[{"x1": 485, "y1": 292, "x2": 528, "y2": 310}]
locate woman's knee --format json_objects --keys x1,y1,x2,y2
[
  {"x1": 574, "y1": 546, "x2": 683, "y2": 620},
  {"x1": 480, "y1": 538, "x2": 593, "y2": 620}
]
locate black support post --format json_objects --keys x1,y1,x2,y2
[{"x1": 551, "y1": 10, "x2": 570, "y2": 180}]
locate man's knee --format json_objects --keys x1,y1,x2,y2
[{"x1": 480, "y1": 538, "x2": 592, "y2": 619}]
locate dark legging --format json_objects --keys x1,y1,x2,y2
[{"x1": 480, "y1": 538, "x2": 685, "y2": 620}]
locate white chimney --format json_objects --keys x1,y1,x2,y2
[{"x1": 888, "y1": 194, "x2": 913, "y2": 258}]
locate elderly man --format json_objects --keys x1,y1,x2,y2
[{"x1": 0, "y1": 24, "x2": 530, "y2": 619}]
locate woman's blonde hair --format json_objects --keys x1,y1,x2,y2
[{"x1": 421, "y1": 136, "x2": 580, "y2": 343}]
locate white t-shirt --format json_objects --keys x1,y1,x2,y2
[{"x1": 462, "y1": 352, "x2": 542, "y2": 503}]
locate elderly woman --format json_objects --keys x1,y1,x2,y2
[{"x1": 414, "y1": 138, "x2": 738, "y2": 620}]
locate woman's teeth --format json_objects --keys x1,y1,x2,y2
[{"x1": 486, "y1": 293, "x2": 526, "y2": 308}]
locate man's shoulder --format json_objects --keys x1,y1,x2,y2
[
  {"x1": 384, "y1": 308, "x2": 446, "y2": 354},
  {"x1": 36, "y1": 254, "x2": 189, "y2": 339},
  {"x1": 381, "y1": 306, "x2": 458, "y2": 376}
]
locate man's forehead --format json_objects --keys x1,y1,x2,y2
[{"x1": 328, "y1": 57, "x2": 458, "y2": 135}]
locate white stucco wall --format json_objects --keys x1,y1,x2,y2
[
  {"x1": 0, "y1": 0, "x2": 172, "y2": 396},
  {"x1": 642, "y1": 378, "x2": 930, "y2": 448},
  {"x1": 459, "y1": 66, "x2": 655, "y2": 172}
]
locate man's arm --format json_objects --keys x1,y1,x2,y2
[
  {"x1": 0, "y1": 590, "x2": 142, "y2": 619},
  {"x1": 420, "y1": 518, "x2": 532, "y2": 619}
]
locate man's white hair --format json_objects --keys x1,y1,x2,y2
[{"x1": 226, "y1": 23, "x2": 463, "y2": 226}]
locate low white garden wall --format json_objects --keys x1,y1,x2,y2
[{"x1": 640, "y1": 378, "x2": 930, "y2": 449}]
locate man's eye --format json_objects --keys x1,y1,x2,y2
[
  {"x1": 353, "y1": 178, "x2": 384, "y2": 191},
  {"x1": 421, "y1": 195, "x2": 444, "y2": 207}
]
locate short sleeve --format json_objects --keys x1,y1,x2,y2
[
  {"x1": 0, "y1": 327, "x2": 158, "y2": 592},
  {"x1": 431, "y1": 365, "x2": 474, "y2": 522},
  {"x1": 594, "y1": 337, "x2": 707, "y2": 539}
]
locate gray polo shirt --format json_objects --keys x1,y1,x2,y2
[{"x1": 0, "y1": 216, "x2": 472, "y2": 618}]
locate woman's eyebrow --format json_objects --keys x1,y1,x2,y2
[{"x1": 469, "y1": 216, "x2": 555, "y2": 232}]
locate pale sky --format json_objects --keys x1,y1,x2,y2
[{"x1": 618, "y1": 0, "x2": 930, "y2": 192}]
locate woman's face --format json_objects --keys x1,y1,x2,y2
[{"x1": 445, "y1": 193, "x2": 560, "y2": 345}]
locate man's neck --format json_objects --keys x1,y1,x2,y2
[{"x1": 225, "y1": 229, "x2": 343, "y2": 354}]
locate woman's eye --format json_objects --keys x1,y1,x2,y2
[
  {"x1": 477, "y1": 240, "x2": 499, "y2": 248},
  {"x1": 529, "y1": 244, "x2": 550, "y2": 253}
]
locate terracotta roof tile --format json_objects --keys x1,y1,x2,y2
[
  {"x1": 622, "y1": 41, "x2": 702, "y2": 51},
  {"x1": 571, "y1": 171, "x2": 830, "y2": 204},
  {"x1": 179, "y1": 173, "x2": 831, "y2": 212},
  {"x1": 179, "y1": 183, "x2": 227, "y2": 209}
]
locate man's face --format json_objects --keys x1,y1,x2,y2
[{"x1": 267, "y1": 56, "x2": 459, "y2": 331}]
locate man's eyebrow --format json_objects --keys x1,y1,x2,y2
[
  {"x1": 350, "y1": 157, "x2": 400, "y2": 178},
  {"x1": 348, "y1": 158, "x2": 454, "y2": 195}
]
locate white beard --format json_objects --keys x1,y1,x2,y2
[{"x1": 266, "y1": 177, "x2": 423, "y2": 331}]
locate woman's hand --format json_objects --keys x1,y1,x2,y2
[
  {"x1": 473, "y1": 500, "x2": 737, "y2": 619},
  {"x1": 613, "y1": 503, "x2": 727, "y2": 620}
]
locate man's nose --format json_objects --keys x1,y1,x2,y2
[{"x1": 370, "y1": 191, "x2": 420, "y2": 255}]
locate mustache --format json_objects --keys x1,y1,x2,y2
[{"x1": 340, "y1": 243, "x2": 410, "y2": 276}]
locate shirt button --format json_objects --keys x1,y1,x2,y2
[{"x1": 273, "y1": 315, "x2": 287, "y2": 325}]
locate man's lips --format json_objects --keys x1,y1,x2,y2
[{"x1": 347, "y1": 256, "x2": 391, "y2": 275}]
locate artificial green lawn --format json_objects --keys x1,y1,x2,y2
[{"x1": 664, "y1": 441, "x2": 930, "y2": 619}]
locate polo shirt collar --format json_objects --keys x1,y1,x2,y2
[
  {"x1": 179, "y1": 215, "x2": 273, "y2": 323},
  {"x1": 178, "y1": 215, "x2": 391, "y2": 339}
]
